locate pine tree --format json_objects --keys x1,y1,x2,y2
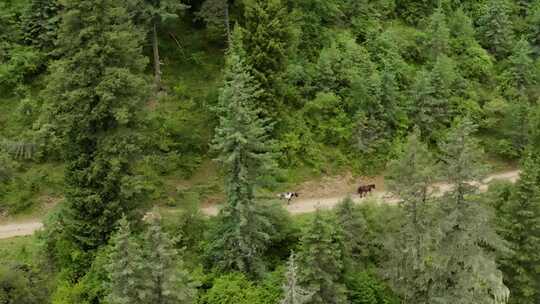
[
  {"x1": 435, "y1": 118, "x2": 509, "y2": 304},
  {"x1": 241, "y1": 0, "x2": 290, "y2": 117},
  {"x1": 501, "y1": 37, "x2": 537, "y2": 98},
  {"x1": 141, "y1": 216, "x2": 196, "y2": 304},
  {"x1": 196, "y1": 0, "x2": 231, "y2": 44},
  {"x1": 106, "y1": 217, "x2": 145, "y2": 304},
  {"x1": 411, "y1": 56, "x2": 459, "y2": 142},
  {"x1": 384, "y1": 128, "x2": 440, "y2": 304},
  {"x1": 281, "y1": 252, "x2": 313, "y2": 304},
  {"x1": 427, "y1": 7, "x2": 450, "y2": 59},
  {"x1": 498, "y1": 150, "x2": 540, "y2": 304},
  {"x1": 42, "y1": 0, "x2": 149, "y2": 253},
  {"x1": 297, "y1": 210, "x2": 347, "y2": 304},
  {"x1": 335, "y1": 196, "x2": 369, "y2": 265},
  {"x1": 204, "y1": 32, "x2": 276, "y2": 278},
  {"x1": 478, "y1": 0, "x2": 515, "y2": 59}
]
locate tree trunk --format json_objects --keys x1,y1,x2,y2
[
  {"x1": 224, "y1": 2, "x2": 231, "y2": 46},
  {"x1": 152, "y1": 21, "x2": 161, "y2": 91}
]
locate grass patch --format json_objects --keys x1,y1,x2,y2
[{"x1": 0, "y1": 235, "x2": 39, "y2": 265}]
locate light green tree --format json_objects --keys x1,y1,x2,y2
[
  {"x1": 106, "y1": 217, "x2": 145, "y2": 304},
  {"x1": 384, "y1": 128, "x2": 440, "y2": 304},
  {"x1": 435, "y1": 118, "x2": 509, "y2": 304},
  {"x1": 297, "y1": 210, "x2": 347, "y2": 304},
  {"x1": 281, "y1": 252, "x2": 313, "y2": 304},
  {"x1": 141, "y1": 216, "x2": 196, "y2": 304}
]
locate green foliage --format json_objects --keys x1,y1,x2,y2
[
  {"x1": 205, "y1": 34, "x2": 278, "y2": 277},
  {"x1": 0, "y1": 263, "x2": 49, "y2": 304},
  {"x1": 141, "y1": 216, "x2": 197, "y2": 304},
  {"x1": 496, "y1": 151, "x2": 540, "y2": 304},
  {"x1": 42, "y1": 0, "x2": 150, "y2": 253},
  {"x1": 384, "y1": 128, "x2": 440, "y2": 303},
  {"x1": 280, "y1": 252, "x2": 313, "y2": 304},
  {"x1": 297, "y1": 210, "x2": 347, "y2": 304},
  {"x1": 21, "y1": 0, "x2": 60, "y2": 52},
  {"x1": 478, "y1": 0, "x2": 515, "y2": 59},
  {"x1": 435, "y1": 118, "x2": 509, "y2": 303},
  {"x1": 241, "y1": 0, "x2": 291, "y2": 117},
  {"x1": 106, "y1": 217, "x2": 145, "y2": 304},
  {"x1": 345, "y1": 271, "x2": 398, "y2": 304},
  {"x1": 200, "y1": 273, "x2": 274, "y2": 304},
  {"x1": 335, "y1": 197, "x2": 369, "y2": 265}
]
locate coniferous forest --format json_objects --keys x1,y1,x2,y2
[{"x1": 1, "y1": 0, "x2": 540, "y2": 303}]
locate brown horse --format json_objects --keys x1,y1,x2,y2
[{"x1": 357, "y1": 184, "x2": 376, "y2": 198}]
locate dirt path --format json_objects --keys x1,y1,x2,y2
[
  {"x1": 201, "y1": 170, "x2": 521, "y2": 216},
  {"x1": 0, "y1": 170, "x2": 521, "y2": 239}
]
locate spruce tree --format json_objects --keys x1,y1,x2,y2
[
  {"x1": 106, "y1": 217, "x2": 145, "y2": 304},
  {"x1": 427, "y1": 7, "x2": 450, "y2": 59},
  {"x1": 42, "y1": 0, "x2": 149, "y2": 253},
  {"x1": 241, "y1": 0, "x2": 290, "y2": 117},
  {"x1": 335, "y1": 196, "x2": 369, "y2": 265},
  {"x1": 498, "y1": 150, "x2": 540, "y2": 304},
  {"x1": 141, "y1": 216, "x2": 196, "y2": 304},
  {"x1": 204, "y1": 31, "x2": 276, "y2": 278},
  {"x1": 384, "y1": 128, "x2": 440, "y2": 304},
  {"x1": 478, "y1": 0, "x2": 515, "y2": 59},
  {"x1": 435, "y1": 118, "x2": 509, "y2": 304},
  {"x1": 297, "y1": 210, "x2": 347, "y2": 304},
  {"x1": 501, "y1": 37, "x2": 537, "y2": 98},
  {"x1": 197, "y1": 0, "x2": 231, "y2": 44},
  {"x1": 281, "y1": 252, "x2": 313, "y2": 304}
]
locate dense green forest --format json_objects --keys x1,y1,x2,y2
[{"x1": 1, "y1": 0, "x2": 540, "y2": 303}]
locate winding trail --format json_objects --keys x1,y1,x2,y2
[{"x1": 0, "y1": 170, "x2": 521, "y2": 239}]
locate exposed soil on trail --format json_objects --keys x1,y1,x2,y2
[{"x1": 0, "y1": 170, "x2": 521, "y2": 239}]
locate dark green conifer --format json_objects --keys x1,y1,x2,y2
[
  {"x1": 43, "y1": 0, "x2": 149, "y2": 253},
  {"x1": 241, "y1": 0, "x2": 290, "y2": 117},
  {"x1": 478, "y1": 0, "x2": 515, "y2": 59},
  {"x1": 498, "y1": 150, "x2": 540, "y2": 304},
  {"x1": 204, "y1": 31, "x2": 276, "y2": 277}
]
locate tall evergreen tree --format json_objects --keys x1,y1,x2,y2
[
  {"x1": 478, "y1": 0, "x2": 515, "y2": 59},
  {"x1": 106, "y1": 217, "x2": 145, "y2": 304},
  {"x1": 427, "y1": 7, "x2": 450, "y2": 59},
  {"x1": 204, "y1": 31, "x2": 276, "y2": 277},
  {"x1": 196, "y1": 0, "x2": 232, "y2": 44},
  {"x1": 498, "y1": 150, "x2": 540, "y2": 304},
  {"x1": 435, "y1": 118, "x2": 509, "y2": 304},
  {"x1": 500, "y1": 37, "x2": 537, "y2": 99},
  {"x1": 42, "y1": 0, "x2": 149, "y2": 253},
  {"x1": 281, "y1": 252, "x2": 313, "y2": 304},
  {"x1": 297, "y1": 210, "x2": 347, "y2": 304},
  {"x1": 141, "y1": 216, "x2": 196, "y2": 304},
  {"x1": 411, "y1": 55, "x2": 459, "y2": 141},
  {"x1": 384, "y1": 128, "x2": 440, "y2": 304},
  {"x1": 335, "y1": 196, "x2": 369, "y2": 265},
  {"x1": 241, "y1": 0, "x2": 290, "y2": 117}
]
